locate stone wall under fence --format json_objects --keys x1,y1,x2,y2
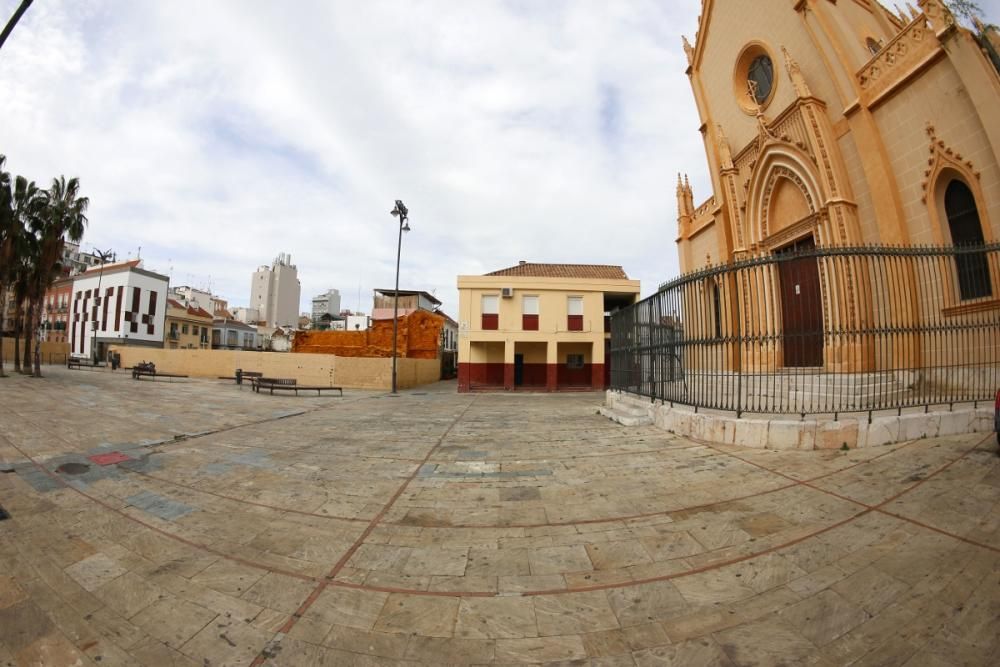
[
  {"x1": 603, "y1": 390, "x2": 995, "y2": 450},
  {"x1": 109, "y1": 347, "x2": 441, "y2": 390}
]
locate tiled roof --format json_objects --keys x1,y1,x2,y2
[
  {"x1": 485, "y1": 263, "x2": 629, "y2": 280},
  {"x1": 188, "y1": 306, "x2": 213, "y2": 319},
  {"x1": 167, "y1": 298, "x2": 185, "y2": 309}
]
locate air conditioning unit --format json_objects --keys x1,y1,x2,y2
[{"x1": 501, "y1": 287, "x2": 514, "y2": 298}]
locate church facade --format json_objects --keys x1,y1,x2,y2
[{"x1": 670, "y1": 0, "x2": 999, "y2": 377}]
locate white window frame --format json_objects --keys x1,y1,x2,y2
[
  {"x1": 522, "y1": 295, "x2": 539, "y2": 315},
  {"x1": 482, "y1": 294, "x2": 499, "y2": 315},
  {"x1": 567, "y1": 296, "x2": 584, "y2": 316}
]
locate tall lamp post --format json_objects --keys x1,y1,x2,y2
[
  {"x1": 91, "y1": 248, "x2": 114, "y2": 364},
  {"x1": 389, "y1": 200, "x2": 410, "y2": 394}
]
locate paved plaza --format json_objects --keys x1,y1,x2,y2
[{"x1": 0, "y1": 368, "x2": 998, "y2": 666}]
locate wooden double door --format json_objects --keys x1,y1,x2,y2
[{"x1": 776, "y1": 236, "x2": 824, "y2": 367}]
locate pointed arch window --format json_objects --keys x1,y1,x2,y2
[{"x1": 945, "y1": 180, "x2": 991, "y2": 300}]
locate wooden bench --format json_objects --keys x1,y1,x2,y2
[
  {"x1": 236, "y1": 370, "x2": 263, "y2": 386},
  {"x1": 67, "y1": 358, "x2": 104, "y2": 370},
  {"x1": 252, "y1": 377, "x2": 342, "y2": 396},
  {"x1": 131, "y1": 364, "x2": 188, "y2": 381}
]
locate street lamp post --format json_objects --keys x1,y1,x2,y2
[
  {"x1": 91, "y1": 248, "x2": 114, "y2": 364},
  {"x1": 389, "y1": 200, "x2": 410, "y2": 394}
]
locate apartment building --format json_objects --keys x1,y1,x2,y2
[{"x1": 456, "y1": 262, "x2": 639, "y2": 391}]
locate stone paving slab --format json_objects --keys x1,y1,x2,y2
[{"x1": 0, "y1": 367, "x2": 997, "y2": 665}]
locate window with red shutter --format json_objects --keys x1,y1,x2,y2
[
  {"x1": 567, "y1": 296, "x2": 583, "y2": 331},
  {"x1": 482, "y1": 295, "x2": 499, "y2": 330}
]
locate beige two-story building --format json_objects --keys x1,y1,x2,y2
[
  {"x1": 164, "y1": 299, "x2": 213, "y2": 350},
  {"x1": 457, "y1": 263, "x2": 639, "y2": 391}
]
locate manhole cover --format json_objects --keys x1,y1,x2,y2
[{"x1": 56, "y1": 462, "x2": 90, "y2": 475}]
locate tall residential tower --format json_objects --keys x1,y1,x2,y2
[{"x1": 250, "y1": 253, "x2": 301, "y2": 328}]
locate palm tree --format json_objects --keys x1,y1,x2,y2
[
  {"x1": 11, "y1": 242, "x2": 33, "y2": 373},
  {"x1": 8, "y1": 175, "x2": 45, "y2": 374},
  {"x1": 30, "y1": 176, "x2": 87, "y2": 375}
]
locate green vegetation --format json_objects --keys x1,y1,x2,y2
[{"x1": 0, "y1": 154, "x2": 89, "y2": 377}]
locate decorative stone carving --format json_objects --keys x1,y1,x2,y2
[
  {"x1": 781, "y1": 46, "x2": 811, "y2": 98},
  {"x1": 858, "y1": 11, "x2": 932, "y2": 93},
  {"x1": 761, "y1": 166, "x2": 816, "y2": 240},
  {"x1": 921, "y1": 123, "x2": 980, "y2": 203},
  {"x1": 747, "y1": 81, "x2": 776, "y2": 146},
  {"x1": 717, "y1": 125, "x2": 734, "y2": 170},
  {"x1": 918, "y1": 0, "x2": 956, "y2": 35}
]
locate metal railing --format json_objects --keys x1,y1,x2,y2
[{"x1": 611, "y1": 244, "x2": 1000, "y2": 417}]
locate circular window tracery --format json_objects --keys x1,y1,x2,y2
[
  {"x1": 748, "y1": 55, "x2": 774, "y2": 104},
  {"x1": 733, "y1": 43, "x2": 778, "y2": 114}
]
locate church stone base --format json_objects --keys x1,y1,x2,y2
[{"x1": 603, "y1": 391, "x2": 994, "y2": 450}]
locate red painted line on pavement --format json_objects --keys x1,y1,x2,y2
[{"x1": 247, "y1": 397, "x2": 480, "y2": 667}]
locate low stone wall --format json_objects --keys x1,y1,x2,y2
[
  {"x1": 109, "y1": 347, "x2": 440, "y2": 390},
  {"x1": 606, "y1": 391, "x2": 994, "y2": 450},
  {"x1": 1, "y1": 339, "x2": 70, "y2": 365}
]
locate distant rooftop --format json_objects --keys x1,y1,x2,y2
[
  {"x1": 485, "y1": 262, "x2": 629, "y2": 280},
  {"x1": 373, "y1": 289, "x2": 442, "y2": 306}
]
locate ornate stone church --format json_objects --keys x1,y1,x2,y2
[
  {"x1": 670, "y1": 0, "x2": 999, "y2": 375},
  {"x1": 677, "y1": 0, "x2": 998, "y2": 266}
]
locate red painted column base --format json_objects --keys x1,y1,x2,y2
[
  {"x1": 546, "y1": 364, "x2": 558, "y2": 392},
  {"x1": 591, "y1": 363, "x2": 605, "y2": 390},
  {"x1": 503, "y1": 363, "x2": 514, "y2": 391}
]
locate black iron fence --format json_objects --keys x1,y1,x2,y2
[{"x1": 611, "y1": 244, "x2": 1000, "y2": 417}]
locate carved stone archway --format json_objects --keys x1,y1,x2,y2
[{"x1": 745, "y1": 143, "x2": 826, "y2": 249}]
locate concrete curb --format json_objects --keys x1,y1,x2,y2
[{"x1": 604, "y1": 390, "x2": 993, "y2": 449}]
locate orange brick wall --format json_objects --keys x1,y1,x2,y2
[{"x1": 293, "y1": 310, "x2": 443, "y2": 360}]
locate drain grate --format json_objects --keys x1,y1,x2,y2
[
  {"x1": 56, "y1": 462, "x2": 90, "y2": 475},
  {"x1": 0, "y1": 505, "x2": 9, "y2": 520}
]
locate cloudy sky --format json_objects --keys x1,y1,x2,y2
[{"x1": 0, "y1": 0, "x2": 710, "y2": 317}]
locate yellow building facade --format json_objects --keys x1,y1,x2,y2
[
  {"x1": 164, "y1": 299, "x2": 213, "y2": 350},
  {"x1": 457, "y1": 263, "x2": 639, "y2": 391},
  {"x1": 672, "y1": 0, "x2": 999, "y2": 375}
]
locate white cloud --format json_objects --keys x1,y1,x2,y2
[{"x1": 0, "y1": 0, "x2": 711, "y2": 317}]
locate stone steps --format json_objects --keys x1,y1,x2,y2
[{"x1": 598, "y1": 405, "x2": 653, "y2": 427}]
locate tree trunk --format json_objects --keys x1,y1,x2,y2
[
  {"x1": 32, "y1": 295, "x2": 42, "y2": 377},
  {"x1": 33, "y1": 326, "x2": 42, "y2": 377},
  {"x1": 22, "y1": 302, "x2": 33, "y2": 376},
  {"x1": 12, "y1": 298, "x2": 21, "y2": 373},
  {"x1": 0, "y1": 288, "x2": 6, "y2": 377}
]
